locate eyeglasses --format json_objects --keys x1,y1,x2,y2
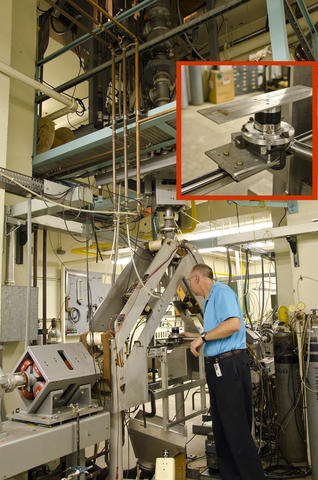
[{"x1": 187, "y1": 275, "x2": 196, "y2": 283}]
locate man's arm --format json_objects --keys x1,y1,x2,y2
[{"x1": 190, "y1": 317, "x2": 241, "y2": 358}]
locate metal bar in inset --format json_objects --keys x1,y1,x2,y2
[{"x1": 198, "y1": 85, "x2": 312, "y2": 124}]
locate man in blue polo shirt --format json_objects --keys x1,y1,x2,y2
[{"x1": 185, "y1": 263, "x2": 266, "y2": 480}]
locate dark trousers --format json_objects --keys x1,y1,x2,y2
[{"x1": 206, "y1": 352, "x2": 266, "y2": 480}]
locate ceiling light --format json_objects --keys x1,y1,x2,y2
[
  {"x1": 247, "y1": 241, "x2": 274, "y2": 249},
  {"x1": 199, "y1": 247, "x2": 227, "y2": 253},
  {"x1": 183, "y1": 221, "x2": 273, "y2": 241}
]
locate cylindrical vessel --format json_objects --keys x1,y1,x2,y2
[
  {"x1": 181, "y1": 66, "x2": 189, "y2": 109},
  {"x1": 188, "y1": 66, "x2": 204, "y2": 105},
  {"x1": 305, "y1": 338, "x2": 318, "y2": 480},
  {"x1": 274, "y1": 331, "x2": 306, "y2": 462}
]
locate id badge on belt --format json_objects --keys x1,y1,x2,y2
[{"x1": 214, "y1": 361, "x2": 222, "y2": 377}]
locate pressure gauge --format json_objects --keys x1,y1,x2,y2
[{"x1": 297, "y1": 302, "x2": 305, "y2": 311}]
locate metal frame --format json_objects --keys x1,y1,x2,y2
[
  {"x1": 35, "y1": 0, "x2": 249, "y2": 102},
  {"x1": 94, "y1": 240, "x2": 206, "y2": 478},
  {"x1": 284, "y1": 0, "x2": 314, "y2": 60},
  {"x1": 295, "y1": 0, "x2": 318, "y2": 59},
  {"x1": 0, "y1": 412, "x2": 110, "y2": 480},
  {"x1": 37, "y1": 0, "x2": 160, "y2": 67},
  {"x1": 33, "y1": 102, "x2": 176, "y2": 179}
]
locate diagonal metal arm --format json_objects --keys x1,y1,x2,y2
[
  {"x1": 137, "y1": 254, "x2": 194, "y2": 348},
  {"x1": 116, "y1": 239, "x2": 179, "y2": 351}
]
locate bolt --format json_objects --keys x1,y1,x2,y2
[
  {"x1": 223, "y1": 151, "x2": 230, "y2": 156},
  {"x1": 235, "y1": 161, "x2": 243, "y2": 166},
  {"x1": 249, "y1": 117, "x2": 254, "y2": 122}
]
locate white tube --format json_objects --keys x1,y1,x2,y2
[
  {"x1": 0, "y1": 61, "x2": 78, "y2": 112},
  {"x1": 86, "y1": 332, "x2": 103, "y2": 346},
  {"x1": 148, "y1": 239, "x2": 162, "y2": 252},
  {"x1": 25, "y1": 195, "x2": 32, "y2": 350}
]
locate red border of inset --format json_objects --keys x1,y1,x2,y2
[{"x1": 176, "y1": 61, "x2": 317, "y2": 200}]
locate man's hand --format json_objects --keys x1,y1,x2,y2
[{"x1": 190, "y1": 337, "x2": 204, "y2": 357}]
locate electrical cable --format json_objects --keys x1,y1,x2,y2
[
  {"x1": 259, "y1": 256, "x2": 265, "y2": 326},
  {"x1": 0, "y1": 171, "x2": 138, "y2": 216},
  {"x1": 176, "y1": 0, "x2": 207, "y2": 60},
  {"x1": 278, "y1": 208, "x2": 287, "y2": 227},
  {"x1": 243, "y1": 250, "x2": 254, "y2": 330},
  {"x1": 226, "y1": 247, "x2": 232, "y2": 286}
]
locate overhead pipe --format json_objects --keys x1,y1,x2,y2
[
  {"x1": 0, "y1": 61, "x2": 78, "y2": 113},
  {"x1": 37, "y1": 0, "x2": 159, "y2": 66},
  {"x1": 84, "y1": 0, "x2": 141, "y2": 211},
  {"x1": 36, "y1": 0, "x2": 249, "y2": 103},
  {"x1": 219, "y1": 8, "x2": 318, "y2": 60},
  {"x1": 66, "y1": 0, "x2": 118, "y2": 43},
  {"x1": 45, "y1": 0, "x2": 109, "y2": 48},
  {"x1": 42, "y1": 230, "x2": 47, "y2": 345},
  {"x1": 5, "y1": 225, "x2": 16, "y2": 286},
  {"x1": 111, "y1": 49, "x2": 117, "y2": 211},
  {"x1": 25, "y1": 195, "x2": 32, "y2": 350},
  {"x1": 33, "y1": 228, "x2": 38, "y2": 288},
  {"x1": 122, "y1": 47, "x2": 128, "y2": 210}
]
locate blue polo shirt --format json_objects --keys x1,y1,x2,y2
[{"x1": 203, "y1": 281, "x2": 246, "y2": 357}]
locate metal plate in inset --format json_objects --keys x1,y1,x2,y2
[
  {"x1": 198, "y1": 85, "x2": 312, "y2": 124},
  {"x1": 205, "y1": 142, "x2": 271, "y2": 181}
]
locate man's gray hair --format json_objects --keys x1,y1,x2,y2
[{"x1": 191, "y1": 264, "x2": 214, "y2": 280}]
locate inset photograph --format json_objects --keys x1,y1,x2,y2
[{"x1": 177, "y1": 62, "x2": 316, "y2": 199}]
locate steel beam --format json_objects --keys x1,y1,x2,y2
[
  {"x1": 296, "y1": 0, "x2": 318, "y2": 59},
  {"x1": 37, "y1": 0, "x2": 160, "y2": 66},
  {"x1": 284, "y1": 0, "x2": 314, "y2": 60},
  {"x1": 95, "y1": 152, "x2": 176, "y2": 186},
  {"x1": 266, "y1": 0, "x2": 290, "y2": 60},
  {"x1": 215, "y1": 221, "x2": 318, "y2": 247}
]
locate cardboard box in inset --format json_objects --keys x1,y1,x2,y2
[{"x1": 208, "y1": 69, "x2": 235, "y2": 104}]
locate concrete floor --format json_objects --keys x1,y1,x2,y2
[{"x1": 181, "y1": 100, "x2": 274, "y2": 196}]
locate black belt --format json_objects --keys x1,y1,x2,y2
[{"x1": 205, "y1": 349, "x2": 246, "y2": 363}]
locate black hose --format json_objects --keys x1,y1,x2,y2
[
  {"x1": 243, "y1": 250, "x2": 254, "y2": 330},
  {"x1": 144, "y1": 390, "x2": 156, "y2": 418},
  {"x1": 227, "y1": 247, "x2": 232, "y2": 286},
  {"x1": 260, "y1": 256, "x2": 265, "y2": 326}
]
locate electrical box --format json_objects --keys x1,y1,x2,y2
[
  {"x1": 65, "y1": 270, "x2": 112, "y2": 336},
  {"x1": 155, "y1": 179, "x2": 186, "y2": 207},
  {"x1": 0, "y1": 286, "x2": 38, "y2": 342}
]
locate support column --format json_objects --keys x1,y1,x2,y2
[{"x1": 266, "y1": 0, "x2": 290, "y2": 60}]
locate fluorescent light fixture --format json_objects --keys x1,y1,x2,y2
[
  {"x1": 112, "y1": 257, "x2": 131, "y2": 265},
  {"x1": 183, "y1": 221, "x2": 273, "y2": 241},
  {"x1": 247, "y1": 241, "x2": 274, "y2": 249},
  {"x1": 199, "y1": 247, "x2": 227, "y2": 253},
  {"x1": 250, "y1": 255, "x2": 262, "y2": 261}
]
